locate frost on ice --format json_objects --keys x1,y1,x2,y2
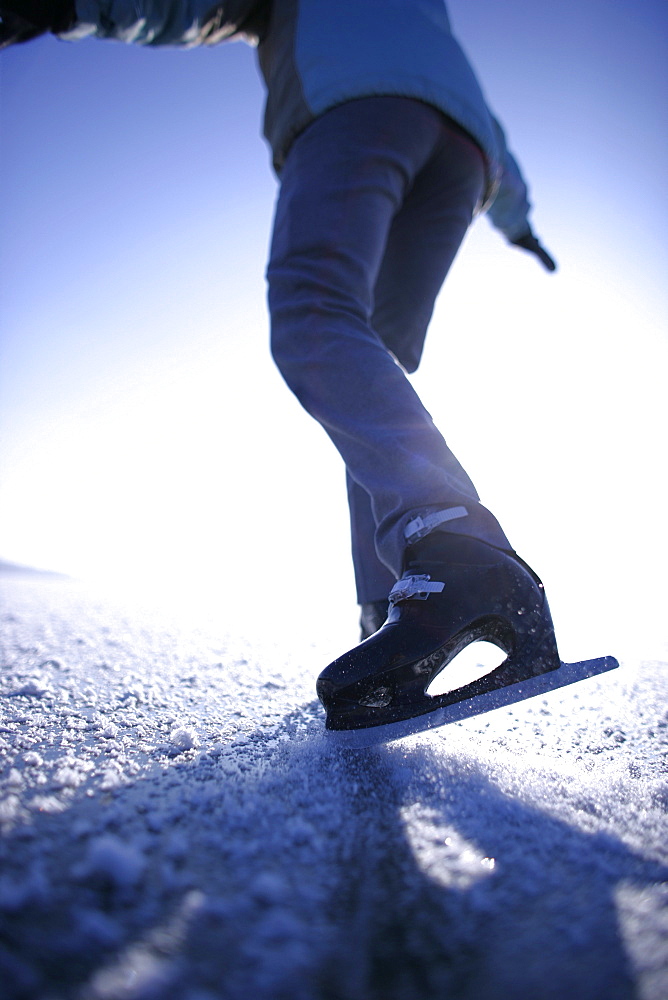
[
  {"x1": 78, "y1": 835, "x2": 146, "y2": 889},
  {"x1": 0, "y1": 571, "x2": 667, "y2": 1000}
]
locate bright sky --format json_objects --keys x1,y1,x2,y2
[{"x1": 1, "y1": 0, "x2": 666, "y2": 659}]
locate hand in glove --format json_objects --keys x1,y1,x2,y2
[
  {"x1": 510, "y1": 230, "x2": 557, "y2": 272},
  {"x1": 1, "y1": 0, "x2": 75, "y2": 47}
]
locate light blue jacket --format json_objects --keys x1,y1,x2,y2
[{"x1": 63, "y1": 0, "x2": 532, "y2": 237}]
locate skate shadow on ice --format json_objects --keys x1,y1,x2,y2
[
  {"x1": 2, "y1": 698, "x2": 666, "y2": 1000},
  {"x1": 312, "y1": 735, "x2": 668, "y2": 1000}
]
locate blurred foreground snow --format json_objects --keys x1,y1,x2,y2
[{"x1": 1, "y1": 567, "x2": 667, "y2": 1000}]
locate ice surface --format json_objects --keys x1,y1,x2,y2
[{"x1": 0, "y1": 570, "x2": 667, "y2": 1000}]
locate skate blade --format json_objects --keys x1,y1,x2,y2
[{"x1": 325, "y1": 656, "x2": 618, "y2": 750}]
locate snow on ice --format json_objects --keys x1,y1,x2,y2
[{"x1": 0, "y1": 568, "x2": 667, "y2": 1000}]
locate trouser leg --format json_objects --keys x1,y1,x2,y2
[
  {"x1": 346, "y1": 472, "x2": 396, "y2": 604},
  {"x1": 268, "y1": 97, "x2": 510, "y2": 579},
  {"x1": 349, "y1": 114, "x2": 494, "y2": 601}
]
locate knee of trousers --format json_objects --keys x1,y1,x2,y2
[
  {"x1": 268, "y1": 280, "x2": 373, "y2": 387},
  {"x1": 267, "y1": 294, "x2": 311, "y2": 384}
]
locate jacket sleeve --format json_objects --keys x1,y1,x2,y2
[
  {"x1": 61, "y1": 0, "x2": 267, "y2": 46},
  {"x1": 485, "y1": 118, "x2": 532, "y2": 241}
]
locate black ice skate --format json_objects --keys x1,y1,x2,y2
[
  {"x1": 359, "y1": 600, "x2": 389, "y2": 641},
  {"x1": 318, "y1": 533, "x2": 617, "y2": 746}
]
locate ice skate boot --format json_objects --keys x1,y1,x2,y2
[{"x1": 318, "y1": 532, "x2": 617, "y2": 741}]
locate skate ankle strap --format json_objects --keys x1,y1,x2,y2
[
  {"x1": 389, "y1": 574, "x2": 445, "y2": 604},
  {"x1": 404, "y1": 506, "x2": 468, "y2": 543}
]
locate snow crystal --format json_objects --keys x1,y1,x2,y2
[
  {"x1": 97, "y1": 722, "x2": 119, "y2": 739},
  {"x1": 99, "y1": 766, "x2": 124, "y2": 791},
  {"x1": 164, "y1": 831, "x2": 189, "y2": 860},
  {"x1": 86, "y1": 946, "x2": 174, "y2": 1000},
  {"x1": 81, "y1": 835, "x2": 145, "y2": 889},
  {"x1": 250, "y1": 871, "x2": 289, "y2": 905},
  {"x1": 169, "y1": 726, "x2": 199, "y2": 751},
  {"x1": 0, "y1": 869, "x2": 47, "y2": 912},
  {"x1": 28, "y1": 795, "x2": 68, "y2": 814},
  {"x1": 0, "y1": 795, "x2": 22, "y2": 823},
  {"x1": 285, "y1": 815, "x2": 315, "y2": 845},
  {"x1": 6, "y1": 680, "x2": 50, "y2": 698},
  {"x1": 120, "y1": 686, "x2": 146, "y2": 703},
  {"x1": 52, "y1": 765, "x2": 86, "y2": 789}
]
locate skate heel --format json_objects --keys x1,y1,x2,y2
[
  {"x1": 494, "y1": 620, "x2": 561, "y2": 685},
  {"x1": 420, "y1": 613, "x2": 559, "y2": 714}
]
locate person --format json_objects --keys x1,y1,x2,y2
[{"x1": 1, "y1": 0, "x2": 561, "y2": 732}]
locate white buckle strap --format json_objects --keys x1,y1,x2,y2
[
  {"x1": 389, "y1": 574, "x2": 445, "y2": 604},
  {"x1": 404, "y1": 506, "x2": 468, "y2": 544}
]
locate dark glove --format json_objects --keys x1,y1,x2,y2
[
  {"x1": 1, "y1": 0, "x2": 75, "y2": 47},
  {"x1": 509, "y1": 230, "x2": 557, "y2": 272}
]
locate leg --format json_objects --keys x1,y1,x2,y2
[
  {"x1": 347, "y1": 471, "x2": 396, "y2": 604},
  {"x1": 347, "y1": 116, "x2": 487, "y2": 609},
  {"x1": 268, "y1": 97, "x2": 510, "y2": 579},
  {"x1": 347, "y1": 470, "x2": 395, "y2": 639}
]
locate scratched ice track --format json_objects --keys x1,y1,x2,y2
[{"x1": 1, "y1": 568, "x2": 667, "y2": 1000}]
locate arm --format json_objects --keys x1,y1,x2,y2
[
  {"x1": 1, "y1": 0, "x2": 268, "y2": 49},
  {"x1": 487, "y1": 118, "x2": 557, "y2": 272}
]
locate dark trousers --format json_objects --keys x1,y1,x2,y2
[{"x1": 267, "y1": 97, "x2": 510, "y2": 597}]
